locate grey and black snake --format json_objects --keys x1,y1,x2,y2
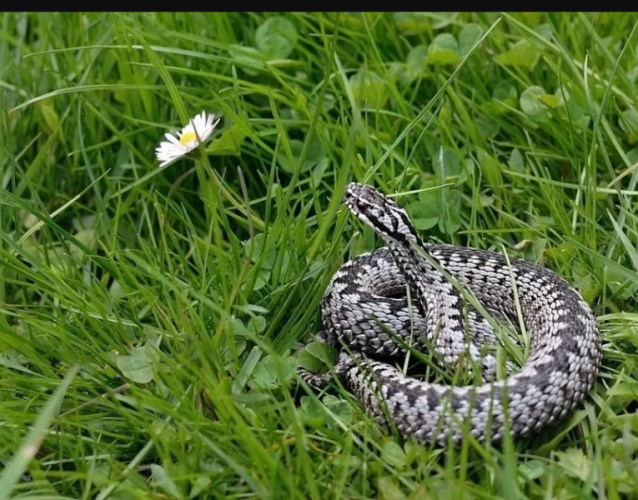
[{"x1": 299, "y1": 183, "x2": 601, "y2": 446}]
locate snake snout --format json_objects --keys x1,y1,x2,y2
[
  {"x1": 345, "y1": 183, "x2": 387, "y2": 209},
  {"x1": 345, "y1": 182, "x2": 369, "y2": 201}
]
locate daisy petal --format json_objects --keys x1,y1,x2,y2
[
  {"x1": 165, "y1": 133, "x2": 181, "y2": 145},
  {"x1": 154, "y1": 111, "x2": 221, "y2": 167}
]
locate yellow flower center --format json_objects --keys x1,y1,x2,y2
[{"x1": 179, "y1": 130, "x2": 198, "y2": 146}]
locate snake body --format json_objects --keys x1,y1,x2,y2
[{"x1": 302, "y1": 183, "x2": 601, "y2": 445}]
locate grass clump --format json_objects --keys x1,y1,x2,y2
[{"x1": 1, "y1": 12, "x2": 638, "y2": 499}]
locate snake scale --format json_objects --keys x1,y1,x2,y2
[{"x1": 300, "y1": 183, "x2": 601, "y2": 446}]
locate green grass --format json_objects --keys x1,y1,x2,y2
[{"x1": 1, "y1": 11, "x2": 638, "y2": 499}]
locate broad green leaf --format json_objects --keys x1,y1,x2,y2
[
  {"x1": 335, "y1": 454, "x2": 362, "y2": 468},
  {"x1": 322, "y1": 394, "x2": 352, "y2": 424},
  {"x1": 143, "y1": 333, "x2": 161, "y2": 361},
  {"x1": 72, "y1": 214, "x2": 97, "y2": 232},
  {"x1": 300, "y1": 396, "x2": 326, "y2": 424},
  {"x1": 300, "y1": 394, "x2": 352, "y2": 427},
  {"x1": 222, "y1": 338, "x2": 247, "y2": 365},
  {"x1": 349, "y1": 70, "x2": 388, "y2": 108},
  {"x1": 377, "y1": 477, "x2": 407, "y2": 500},
  {"x1": 412, "y1": 215, "x2": 439, "y2": 231},
  {"x1": 208, "y1": 125, "x2": 246, "y2": 155},
  {"x1": 426, "y1": 34, "x2": 460, "y2": 65},
  {"x1": 249, "y1": 357, "x2": 278, "y2": 390},
  {"x1": 459, "y1": 24, "x2": 483, "y2": 56},
  {"x1": 277, "y1": 136, "x2": 326, "y2": 174},
  {"x1": 518, "y1": 459, "x2": 546, "y2": 481},
  {"x1": 382, "y1": 441, "x2": 407, "y2": 468},
  {"x1": 406, "y1": 45, "x2": 428, "y2": 79},
  {"x1": 476, "y1": 117, "x2": 500, "y2": 140},
  {"x1": 255, "y1": 16, "x2": 298, "y2": 59},
  {"x1": 538, "y1": 94, "x2": 561, "y2": 108},
  {"x1": 387, "y1": 62, "x2": 412, "y2": 86},
  {"x1": 520, "y1": 86, "x2": 549, "y2": 117},
  {"x1": 248, "y1": 268, "x2": 271, "y2": 292},
  {"x1": 406, "y1": 197, "x2": 440, "y2": 231},
  {"x1": 248, "y1": 355, "x2": 297, "y2": 390},
  {"x1": 247, "y1": 316, "x2": 267, "y2": 335},
  {"x1": 109, "y1": 279, "x2": 125, "y2": 299},
  {"x1": 393, "y1": 13, "x2": 430, "y2": 34},
  {"x1": 535, "y1": 23, "x2": 553, "y2": 41},
  {"x1": 492, "y1": 81, "x2": 518, "y2": 113},
  {"x1": 563, "y1": 96, "x2": 589, "y2": 128},
  {"x1": 303, "y1": 398, "x2": 334, "y2": 431},
  {"x1": 555, "y1": 448, "x2": 593, "y2": 482},
  {"x1": 245, "y1": 233, "x2": 277, "y2": 269},
  {"x1": 228, "y1": 317, "x2": 250, "y2": 337},
  {"x1": 619, "y1": 109, "x2": 638, "y2": 144},
  {"x1": 311, "y1": 156, "x2": 331, "y2": 185},
  {"x1": 509, "y1": 148, "x2": 525, "y2": 172},
  {"x1": 297, "y1": 341, "x2": 338, "y2": 373},
  {"x1": 116, "y1": 347, "x2": 154, "y2": 384},
  {"x1": 71, "y1": 228, "x2": 97, "y2": 259},
  {"x1": 496, "y1": 24, "x2": 551, "y2": 68},
  {"x1": 496, "y1": 40, "x2": 539, "y2": 68},
  {"x1": 308, "y1": 93, "x2": 336, "y2": 115}
]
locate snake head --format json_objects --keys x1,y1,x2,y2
[{"x1": 345, "y1": 183, "x2": 419, "y2": 244}]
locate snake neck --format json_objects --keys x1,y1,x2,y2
[{"x1": 386, "y1": 240, "x2": 472, "y2": 367}]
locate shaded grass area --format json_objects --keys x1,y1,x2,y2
[{"x1": 1, "y1": 11, "x2": 638, "y2": 499}]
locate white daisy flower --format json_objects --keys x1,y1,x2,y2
[{"x1": 155, "y1": 111, "x2": 220, "y2": 168}]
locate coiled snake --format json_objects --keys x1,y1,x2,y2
[{"x1": 300, "y1": 183, "x2": 601, "y2": 445}]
